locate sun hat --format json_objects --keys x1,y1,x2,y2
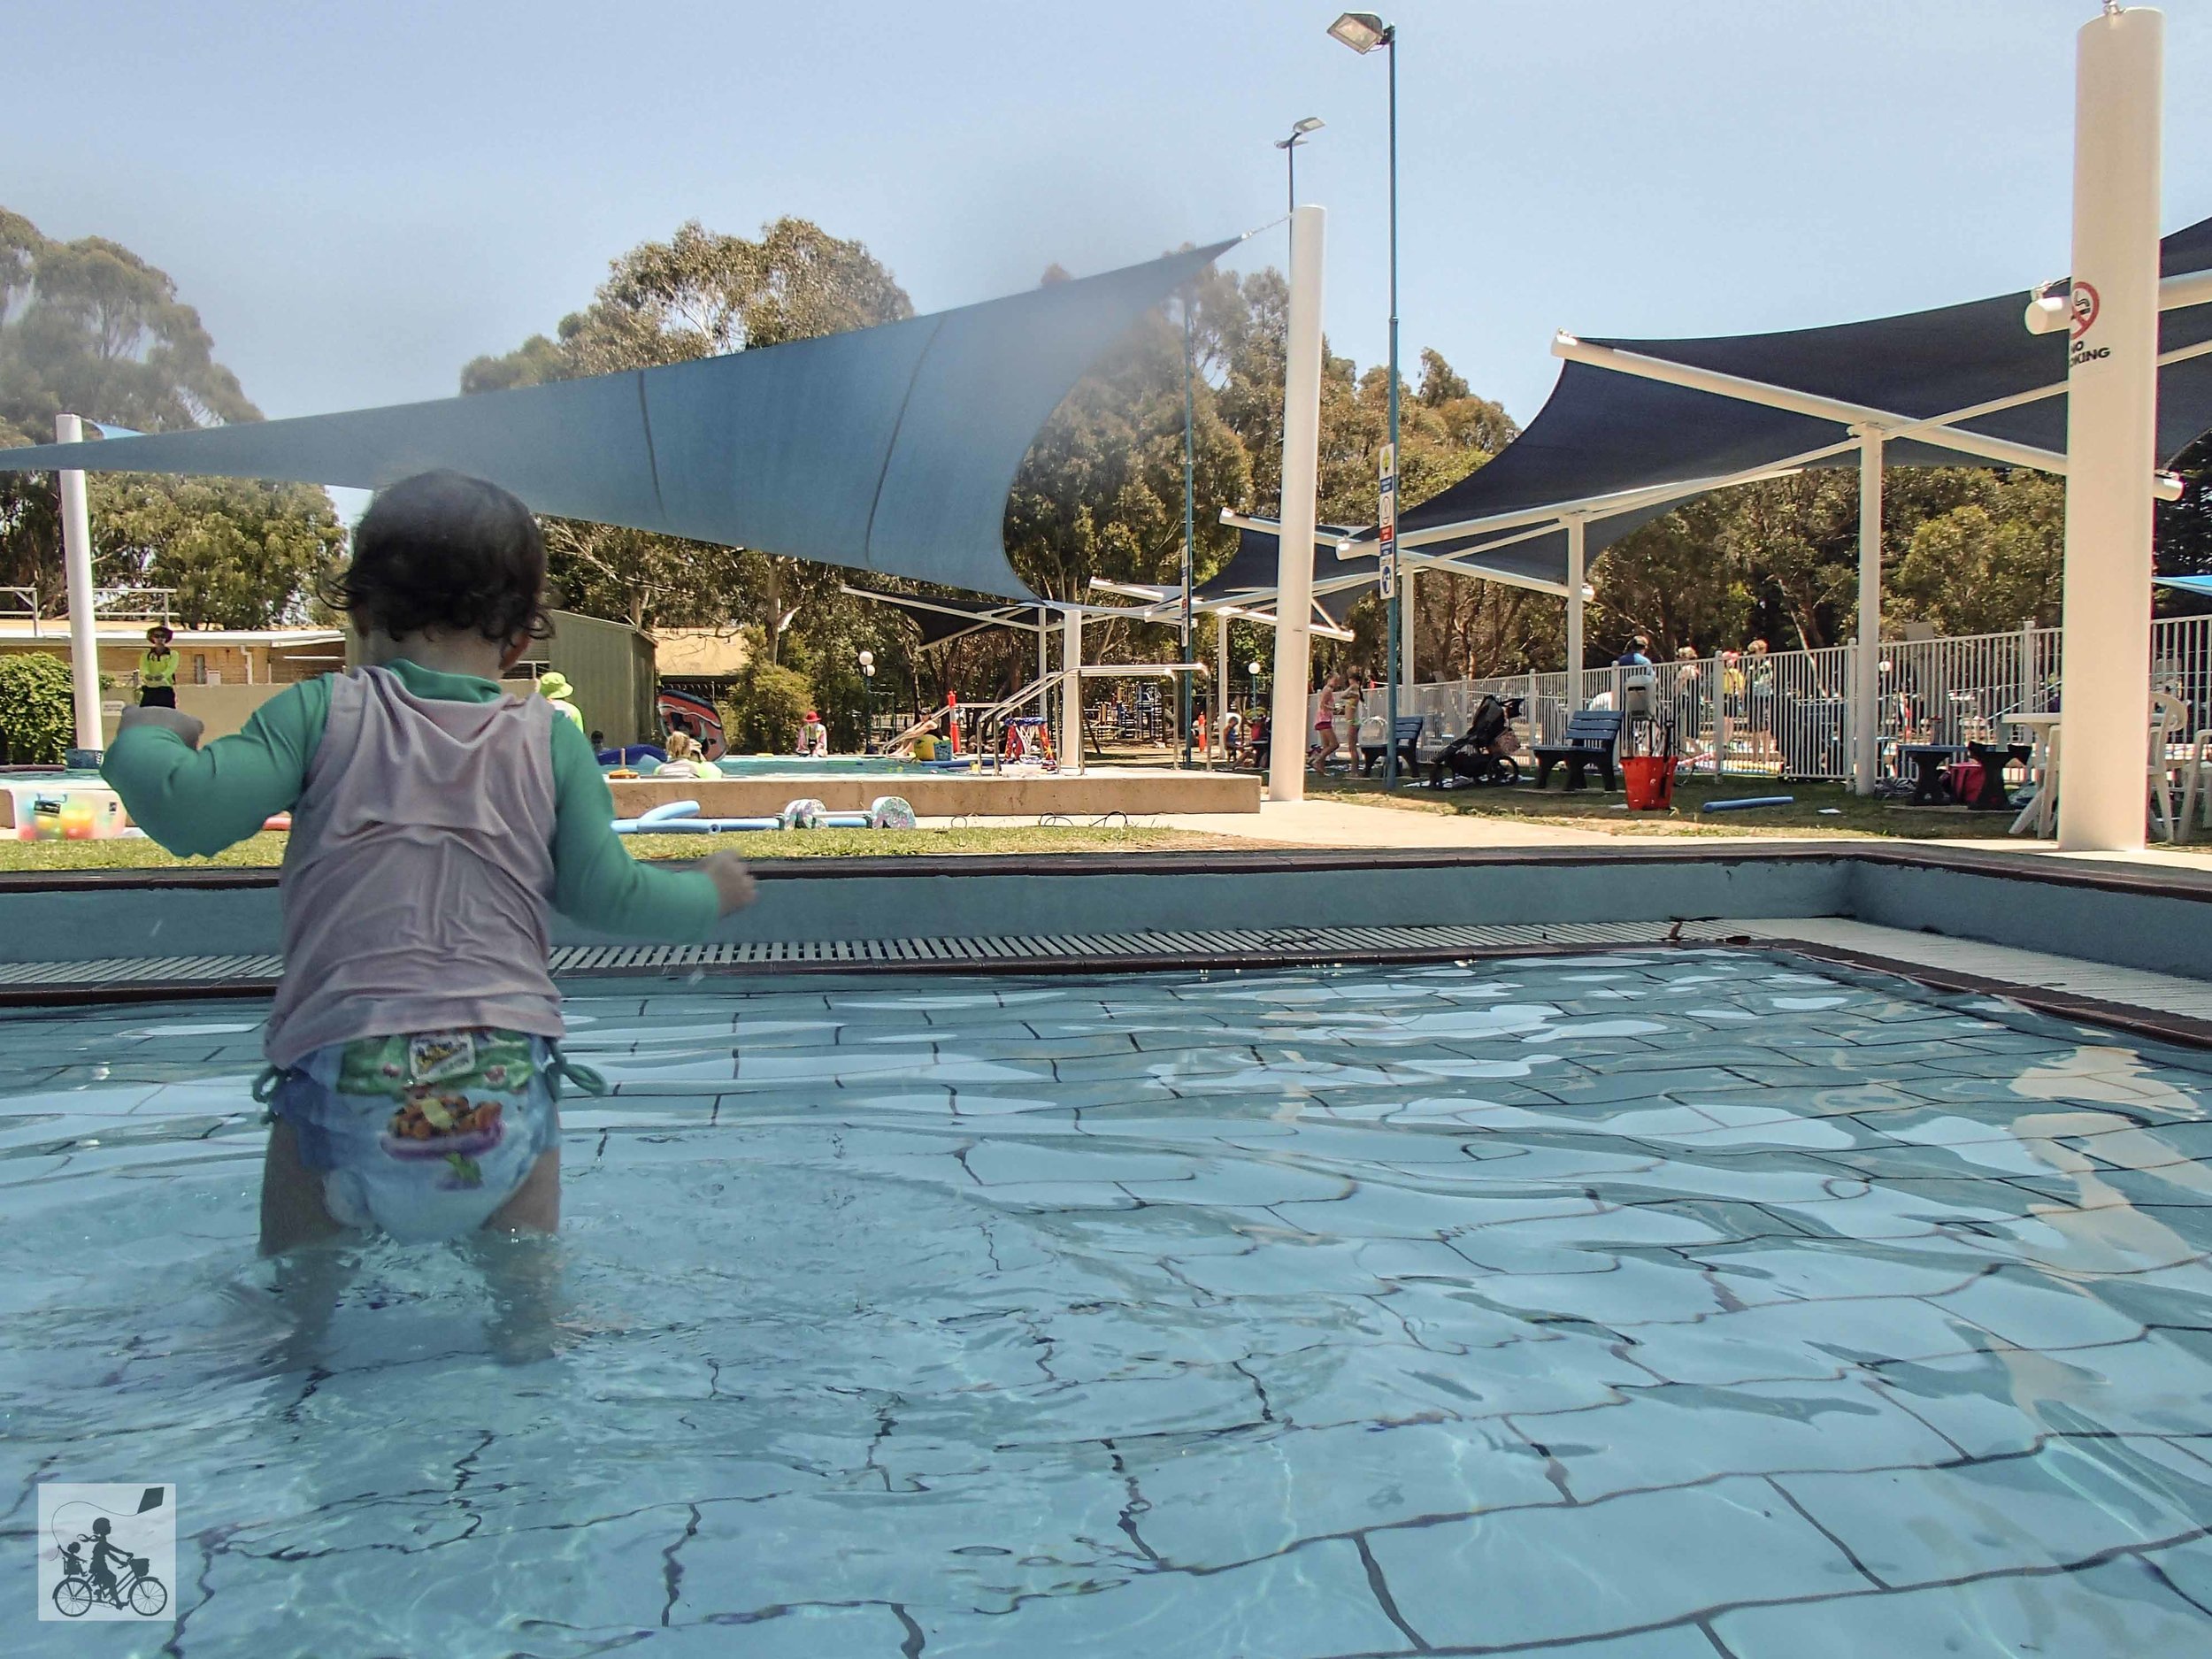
[
  {"x1": 537, "y1": 671, "x2": 575, "y2": 700},
  {"x1": 146, "y1": 624, "x2": 173, "y2": 641}
]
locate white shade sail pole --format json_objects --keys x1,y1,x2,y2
[
  {"x1": 57, "y1": 412, "x2": 102, "y2": 752},
  {"x1": 1564, "y1": 515, "x2": 1586, "y2": 710},
  {"x1": 1215, "y1": 613, "x2": 1229, "y2": 755},
  {"x1": 1402, "y1": 565, "x2": 1417, "y2": 687},
  {"x1": 1269, "y1": 204, "x2": 1327, "y2": 805},
  {"x1": 1060, "y1": 605, "x2": 1084, "y2": 776},
  {"x1": 1854, "y1": 428, "x2": 1885, "y2": 795},
  {"x1": 2058, "y1": 4, "x2": 2162, "y2": 851}
]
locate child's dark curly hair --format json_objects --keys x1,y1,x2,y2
[{"x1": 325, "y1": 471, "x2": 551, "y2": 643}]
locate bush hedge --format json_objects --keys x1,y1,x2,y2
[{"x1": 0, "y1": 654, "x2": 78, "y2": 764}]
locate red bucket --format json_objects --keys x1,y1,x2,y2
[{"x1": 1623, "y1": 755, "x2": 1675, "y2": 810}]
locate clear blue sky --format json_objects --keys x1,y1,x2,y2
[{"x1": 8, "y1": 1, "x2": 2210, "y2": 432}]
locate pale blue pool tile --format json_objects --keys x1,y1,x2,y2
[
  {"x1": 1778, "y1": 1437, "x2": 2212, "y2": 1586},
  {"x1": 1282, "y1": 1331, "x2": 1642, "y2": 1428},
  {"x1": 1935, "y1": 1268, "x2": 2149, "y2": 1351},
  {"x1": 1367, "y1": 1474, "x2": 1864, "y2": 1649},
  {"x1": 1625, "y1": 1295, "x2": 1985, "y2": 1386},
  {"x1": 1716, "y1": 1554, "x2": 2208, "y2": 1657},
  {"x1": 1130, "y1": 1418, "x2": 1561, "y2": 1567},
  {"x1": 1698, "y1": 1245, "x2": 1985, "y2": 1307},
  {"x1": 920, "y1": 1536, "x2": 1409, "y2": 1658},
  {"x1": 1518, "y1": 1378, "x2": 1958, "y2": 1502}
]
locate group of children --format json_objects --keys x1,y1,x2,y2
[{"x1": 104, "y1": 472, "x2": 757, "y2": 1255}]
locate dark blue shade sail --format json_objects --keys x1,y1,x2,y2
[
  {"x1": 1378, "y1": 214, "x2": 2212, "y2": 590},
  {"x1": 0, "y1": 242, "x2": 1238, "y2": 603}
]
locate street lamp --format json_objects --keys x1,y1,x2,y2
[
  {"x1": 1273, "y1": 116, "x2": 1325, "y2": 214},
  {"x1": 1327, "y1": 10, "x2": 1402, "y2": 787},
  {"x1": 858, "y1": 649, "x2": 878, "y2": 752}
]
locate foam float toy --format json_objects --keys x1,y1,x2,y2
[
  {"x1": 1701, "y1": 795, "x2": 1795, "y2": 812},
  {"x1": 611, "y1": 796, "x2": 917, "y2": 835}
]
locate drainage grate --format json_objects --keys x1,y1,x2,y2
[{"x1": 0, "y1": 920, "x2": 1748, "y2": 1001}]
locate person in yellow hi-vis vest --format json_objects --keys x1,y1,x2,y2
[{"x1": 137, "y1": 625, "x2": 180, "y2": 709}]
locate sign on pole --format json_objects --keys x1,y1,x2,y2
[{"x1": 1377, "y1": 442, "x2": 1397, "y2": 600}]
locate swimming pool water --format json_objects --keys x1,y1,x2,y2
[
  {"x1": 4, "y1": 951, "x2": 2210, "y2": 1655},
  {"x1": 714, "y1": 756, "x2": 945, "y2": 777}
]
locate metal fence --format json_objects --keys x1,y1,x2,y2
[{"x1": 1318, "y1": 615, "x2": 2212, "y2": 780}]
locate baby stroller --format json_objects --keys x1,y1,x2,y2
[{"x1": 1427, "y1": 695, "x2": 1525, "y2": 787}]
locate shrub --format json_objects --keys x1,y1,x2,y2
[
  {"x1": 722, "y1": 661, "x2": 813, "y2": 754},
  {"x1": 0, "y1": 653, "x2": 78, "y2": 764}
]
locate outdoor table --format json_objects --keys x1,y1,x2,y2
[
  {"x1": 1897, "y1": 743, "x2": 1968, "y2": 806},
  {"x1": 2005, "y1": 713, "x2": 2062, "y2": 835},
  {"x1": 1963, "y1": 741, "x2": 2032, "y2": 810}
]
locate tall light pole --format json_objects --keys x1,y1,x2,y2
[
  {"x1": 1275, "y1": 116, "x2": 1325, "y2": 216},
  {"x1": 1180, "y1": 288, "x2": 1196, "y2": 766},
  {"x1": 1328, "y1": 11, "x2": 1401, "y2": 787}
]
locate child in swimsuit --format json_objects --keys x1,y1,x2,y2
[{"x1": 104, "y1": 471, "x2": 756, "y2": 1253}]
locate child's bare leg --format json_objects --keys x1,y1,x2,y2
[
  {"x1": 486, "y1": 1147, "x2": 560, "y2": 1234},
  {"x1": 259, "y1": 1119, "x2": 346, "y2": 1256}
]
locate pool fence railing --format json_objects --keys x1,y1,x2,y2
[{"x1": 1315, "y1": 612, "x2": 2212, "y2": 781}]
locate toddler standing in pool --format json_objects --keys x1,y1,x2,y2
[{"x1": 104, "y1": 471, "x2": 755, "y2": 1254}]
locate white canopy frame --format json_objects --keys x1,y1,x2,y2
[{"x1": 1543, "y1": 328, "x2": 2208, "y2": 791}]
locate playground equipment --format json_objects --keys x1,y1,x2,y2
[
  {"x1": 1000, "y1": 715, "x2": 1057, "y2": 770},
  {"x1": 611, "y1": 796, "x2": 917, "y2": 835}
]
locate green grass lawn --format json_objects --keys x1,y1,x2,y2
[
  {"x1": 0, "y1": 824, "x2": 1254, "y2": 874},
  {"x1": 1313, "y1": 773, "x2": 2091, "y2": 841}
]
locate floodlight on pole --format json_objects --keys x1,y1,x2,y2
[
  {"x1": 1327, "y1": 12, "x2": 1391, "y2": 53},
  {"x1": 1275, "y1": 116, "x2": 1325, "y2": 215},
  {"x1": 1328, "y1": 9, "x2": 1402, "y2": 787}
]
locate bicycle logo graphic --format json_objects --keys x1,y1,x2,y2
[{"x1": 38, "y1": 1484, "x2": 174, "y2": 1622}]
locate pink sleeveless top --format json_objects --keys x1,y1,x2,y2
[{"x1": 265, "y1": 666, "x2": 562, "y2": 1068}]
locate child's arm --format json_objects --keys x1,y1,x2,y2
[
  {"x1": 547, "y1": 717, "x2": 752, "y2": 938},
  {"x1": 101, "y1": 680, "x2": 331, "y2": 857}
]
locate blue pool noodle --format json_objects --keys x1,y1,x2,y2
[{"x1": 1701, "y1": 795, "x2": 1795, "y2": 813}]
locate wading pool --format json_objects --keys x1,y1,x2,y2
[{"x1": 4, "y1": 949, "x2": 2210, "y2": 1655}]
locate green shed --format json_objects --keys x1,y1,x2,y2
[
  {"x1": 541, "y1": 610, "x2": 656, "y2": 747},
  {"x1": 342, "y1": 608, "x2": 657, "y2": 746}
]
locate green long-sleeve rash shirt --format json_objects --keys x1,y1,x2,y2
[{"x1": 101, "y1": 660, "x2": 723, "y2": 941}]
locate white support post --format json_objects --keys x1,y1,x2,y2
[
  {"x1": 2059, "y1": 4, "x2": 2162, "y2": 851},
  {"x1": 1854, "y1": 428, "x2": 1885, "y2": 795},
  {"x1": 1402, "y1": 565, "x2": 1417, "y2": 688},
  {"x1": 1036, "y1": 605, "x2": 1049, "y2": 728},
  {"x1": 1564, "y1": 516, "x2": 1586, "y2": 710},
  {"x1": 1060, "y1": 606, "x2": 1084, "y2": 777},
  {"x1": 1269, "y1": 203, "x2": 1327, "y2": 806},
  {"x1": 56, "y1": 413, "x2": 101, "y2": 754},
  {"x1": 1214, "y1": 613, "x2": 1229, "y2": 760}
]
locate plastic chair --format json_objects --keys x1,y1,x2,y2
[
  {"x1": 2177, "y1": 724, "x2": 2212, "y2": 844},
  {"x1": 2149, "y1": 693, "x2": 2188, "y2": 842}
]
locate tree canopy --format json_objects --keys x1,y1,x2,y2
[
  {"x1": 0, "y1": 207, "x2": 341, "y2": 628},
  {"x1": 461, "y1": 217, "x2": 917, "y2": 646}
]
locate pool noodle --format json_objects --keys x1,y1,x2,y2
[{"x1": 1701, "y1": 795, "x2": 1795, "y2": 812}]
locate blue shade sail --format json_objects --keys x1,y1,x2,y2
[
  {"x1": 0, "y1": 241, "x2": 1238, "y2": 602},
  {"x1": 1373, "y1": 215, "x2": 2212, "y2": 590}
]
